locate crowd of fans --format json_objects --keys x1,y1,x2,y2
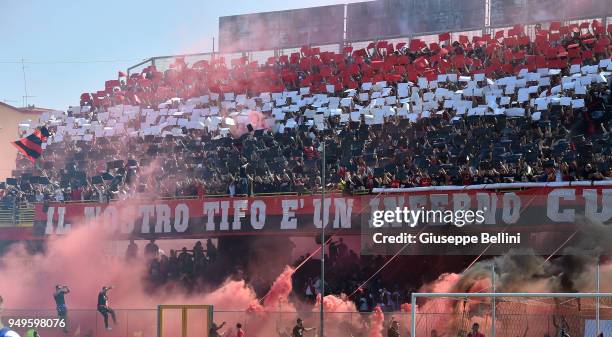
[
  {"x1": 1, "y1": 19, "x2": 611, "y2": 205},
  {"x1": 137, "y1": 237, "x2": 466, "y2": 312}
]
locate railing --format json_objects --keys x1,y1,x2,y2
[
  {"x1": 0, "y1": 188, "x2": 345, "y2": 227},
  {"x1": 2, "y1": 180, "x2": 611, "y2": 227},
  {"x1": 0, "y1": 207, "x2": 15, "y2": 225}
]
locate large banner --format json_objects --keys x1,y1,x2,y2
[
  {"x1": 219, "y1": 5, "x2": 344, "y2": 53},
  {"x1": 36, "y1": 185, "x2": 611, "y2": 240},
  {"x1": 347, "y1": 0, "x2": 485, "y2": 41},
  {"x1": 491, "y1": 0, "x2": 610, "y2": 26}
]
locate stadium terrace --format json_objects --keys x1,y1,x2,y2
[{"x1": 4, "y1": 19, "x2": 611, "y2": 205}]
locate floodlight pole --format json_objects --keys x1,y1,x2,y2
[
  {"x1": 491, "y1": 264, "x2": 496, "y2": 337},
  {"x1": 596, "y1": 258, "x2": 600, "y2": 335},
  {"x1": 320, "y1": 140, "x2": 325, "y2": 337}
]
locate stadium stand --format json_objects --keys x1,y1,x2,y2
[
  {"x1": 2, "y1": 19, "x2": 611, "y2": 205},
  {"x1": 140, "y1": 238, "x2": 425, "y2": 312}
]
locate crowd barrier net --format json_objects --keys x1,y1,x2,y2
[{"x1": 411, "y1": 293, "x2": 612, "y2": 337}]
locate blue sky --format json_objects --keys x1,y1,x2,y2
[{"x1": 0, "y1": 0, "x2": 361, "y2": 110}]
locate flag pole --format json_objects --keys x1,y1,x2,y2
[{"x1": 319, "y1": 140, "x2": 325, "y2": 337}]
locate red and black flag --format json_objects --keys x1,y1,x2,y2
[{"x1": 12, "y1": 126, "x2": 50, "y2": 162}]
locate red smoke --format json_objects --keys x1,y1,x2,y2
[
  {"x1": 318, "y1": 294, "x2": 357, "y2": 313},
  {"x1": 367, "y1": 306, "x2": 384, "y2": 337},
  {"x1": 263, "y1": 266, "x2": 296, "y2": 311}
]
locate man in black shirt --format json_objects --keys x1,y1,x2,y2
[
  {"x1": 144, "y1": 239, "x2": 159, "y2": 259},
  {"x1": 292, "y1": 318, "x2": 314, "y2": 337},
  {"x1": 53, "y1": 284, "x2": 70, "y2": 332},
  {"x1": 125, "y1": 239, "x2": 138, "y2": 260},
  {"x1": 97, "y1": 286, "x2": 117, "y2": 330}
]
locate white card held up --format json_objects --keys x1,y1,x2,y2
[
  {"x1": 560, "y1": 97, "x2": 572, "y2": 106},
  {"x1": 274, "y1": 111, "x2": 286, "y2": 121},
  {"x1": 539, "y1": 77, "x2": 551, "y2": 86},
  {"x1": 397, "y1": 82, "x2": 410, "y2": 91},
  {"x1": 505, "y1": 108, "x2": 525, "y2": 117},
  {"x1": 537, "y1": 68, "x2": 549, "y2": 75},
  {"x1": 572, "y1": 99, "x2": 585, "y2": 108},
  {"x1": 599, "y1": 59, "x2": 612, "y2": 69},
  {"x1": 376, "y1": 81, "x2": 387, "y2": 88},
  {"x1": 580, "y1": 76, "x2": 592, "y2": 85},
  {"x1": 535, "y1": 97, "x2": 548, "y2": 110},
  {"x1": 285, "y1": 119, "x2": 297, "y2": 128},
  {"x1": 526, "y1": 72, "x2": 540, "y2": 81},
  {"x1": 341, "y1": 97, "x2": 352, "y2": 107},
  {"x1": 260, "y1": 92, "x2": 271, "y2": 102},
  {"x1": 517, "y1": 91, "x2": 529, "y2": 103},
  {"x1": 418, "y1": 77, "x2": 428, "y2": 88},
  {"x1": 570, "y1": 64, "x2": 580, "y2": 74}
]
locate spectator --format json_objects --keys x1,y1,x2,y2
[
  {"x1": 53, "y1": 284, "x2": 70, "y2": 332},
  {"x1": 387, "y1": 319, "x2": 400, "y2": 337},
  {"x1": 126, "y1": 239, "x2": 138, "y2": 260},
  {"x1": 467, "y1": 323, "x2": 484, "y2": 337},
  {"x1": 292, "y1": 318, "x2": 315, "y2": 337},
  {"x1": 209, "y1": 322, "x2": 226, "y2": 337},
  {"x1": 97, "y1": 286, "x2": 117, "y2": 331},
  {"x1": 144, "y1": 239, "x2": 159, "y2": 259},
  {"x1": 236, "y1": 323, "x2": 244, "y2": 337},
  {"x1": 206, "y1": 239, "x2": 217, "y2": 262}
]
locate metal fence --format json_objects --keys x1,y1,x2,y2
[
  {"x1": 0, "y1": 308, "x2": 411, "y2": 337},
  {"x1": 4, "y1": 301, "x2": 612, "y2": 337},
  {"x1": 411, "y1": 293, "x2": 612, "y2": 337}
]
